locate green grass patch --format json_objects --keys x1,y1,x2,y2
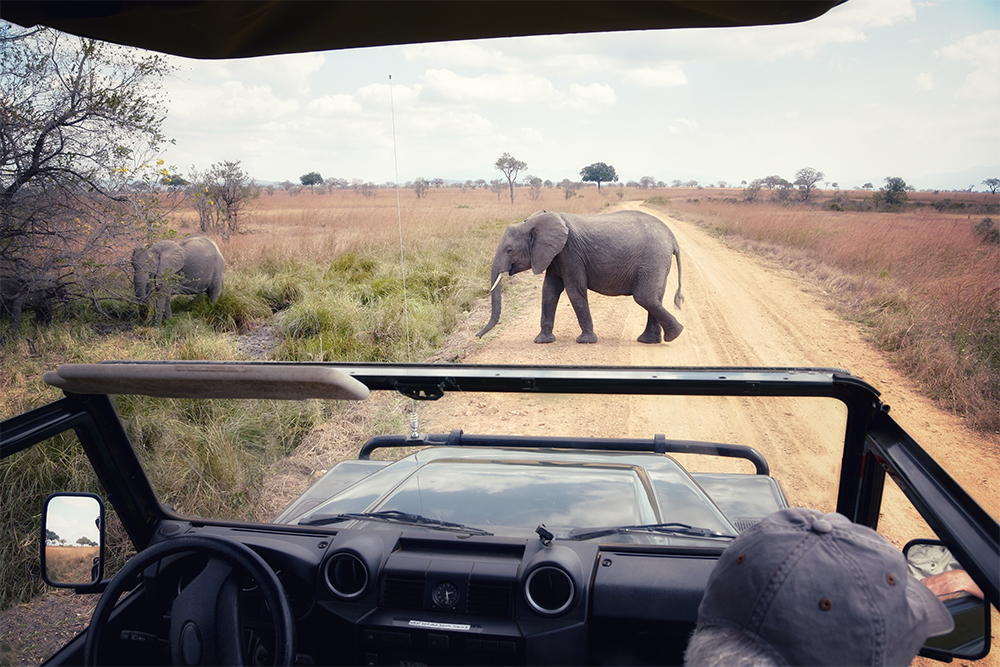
[{"x1": 0, "y1": 202, "x2": 528, "y2": 613}]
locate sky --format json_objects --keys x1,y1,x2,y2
[{"x1": 156, "y1": 0, "x2": 999, "y2": 192}]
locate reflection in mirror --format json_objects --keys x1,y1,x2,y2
[
  {"x1": 905, "y1": 540, "x2": 989, "y2": 660},
  {"x1": 42, "y1": 493, "x2": 104, "y2": 587}
]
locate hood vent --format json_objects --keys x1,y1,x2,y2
[
  {"x1": 381, "y1": 573, "x2": 425, "y2": 610},
  {"x1": 467, "y1": 579, "x2": 513, "y2": 617}
]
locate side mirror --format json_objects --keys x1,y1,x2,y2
[
  {"x1": 41, "y1": 493, "x2": 105, "y2": 588},
  {"x1": 904, "y1": 539, "x2": 990, "y2": 662}
]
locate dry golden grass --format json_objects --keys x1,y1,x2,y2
[
  {"x1": 208, "y1": 186, "x2": 616, "y2": 269},
  {"x1": 662, "y1": 195, "x2": 999, "y2": 432},
  {"x1": 43, "y1": 546, "x2": 99, "y2": 584}
]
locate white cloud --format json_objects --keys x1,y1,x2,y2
[
  {"x1": 622, "y1": 65, "x2": 687, "y2": 88},
  {"x1": 420, "y1": 69, "x2": 556, "y2": 105},
  {"x1": 307, "y1": 94, "x2": 363, "y2": 115},
  {"x1": 915, "y1": 72, "x2": 935, "y2": 90},
  {"x1": 667, "y1": 118, "x2": 699, "y2": 135},
  {"x1": 554, "y1": 83, "x2": 616, "y2": 112},
  {"x1": 941, "y1": 29, "x2": 1000, "y2": 98},
  {"x1": 402, "y1": 42, "x2": 505, "y2": 69}
]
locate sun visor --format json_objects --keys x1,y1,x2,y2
[{"x1": 43, "y1": 363, "x2": 369, "y2": 401}]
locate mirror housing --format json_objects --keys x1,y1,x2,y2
[
  {"x1": 905, "y1": 539, "x2": 990, "y2": 662},
  {"x1": 41, "y1": 493, "x2": 105, "y2": 588}
]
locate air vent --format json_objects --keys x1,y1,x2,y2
[
  {"x1": 381, "y1": 573, "x2": 425, "y2": 610},
  {"x1": 524, "y1": 566, "x2": 574, "y2": 616},
  {"x1": 732, "y1": 517, "x2": 760, "y2": 533},
  {"x1": 467, "y1": 580, "x2": 512, "y2": 617},
  {"x1": 324, "y1": 553, "x2": 369, "y2": 599}
]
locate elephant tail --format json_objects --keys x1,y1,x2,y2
[{"x1": 673, "y1": 246, "x2": 684, "y2": 309}]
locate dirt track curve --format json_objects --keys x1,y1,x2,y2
[{"x1": 418, "y1": 204, "x2": 999, "y2": 665}]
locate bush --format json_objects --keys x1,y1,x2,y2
[{"x1": 974, "y1": 217, "x2": 998, "y2": 245}]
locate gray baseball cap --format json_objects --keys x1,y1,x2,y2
[{"x1": 695, "y1": 507, "x2": 954, "y2": 666}]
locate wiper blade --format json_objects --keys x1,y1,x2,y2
[
  {"x1": 564, "y1": 522, "x2": 735, "y2": 542},
  {"x1": 298, "y1": 510, "x2": 493, "y2": 535}
]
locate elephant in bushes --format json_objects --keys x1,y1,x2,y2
[
  {"x1": 0, "y1": 275, "x2": 68, "y2": 332},
  {"x1": 476, "y1": 210, "x2": 684, "y2": 344},
  {"x1": 132, "y1": 235, "x2": 224, "y2": 325}
]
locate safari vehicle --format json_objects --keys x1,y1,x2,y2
[
  {"x1": 0, "y1": 2, "x2": 997, "y2": 666},
  {"x1": 1, "y1": 361, "x2": 998, "y2": 665}
]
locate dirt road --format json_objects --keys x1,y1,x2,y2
[{"x1": 418, "y1": 204, "x2": 999, "y2": 663}]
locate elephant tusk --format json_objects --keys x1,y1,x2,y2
[{"x1": 490, "y1": 274, "x2": 503, "y2": 292}]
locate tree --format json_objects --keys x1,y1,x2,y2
[
  {"x1": 160, "y1": 174, "x2": 189, "y2": 188},
  {"x1": 45, "y1": 529, "x2": 61, "y2": 545},
  {"x1": 742, "y1": 179, "x2": 764, "y2": 203},
  {"x1": 413, "y1": 177, "x2": 429, "y2": 198},
  {"x1": 495, "y1": 153, "x2": 527, "y2": 204},
  {"x1": 525, "y1": 175, "x2": 543, "y2": 201},
  {"x1": 761, "y1": 175, "x2": 783, "y2": 190},
  {"x1": 793, "y1": 167, "x2": 824, "y2": 201},
  {"x1": 190, "y1": 161, "x2": 260, "y2": 239},
  {"x1": 490, "y1": 178, "x2": 506, "y2": 201},
  {"x1": 872, "y1": 176, "x2": 912, "y2": 211},
  {"x1": 983, "y1": 178, "x2": 1000, "y2": 195},
  {"x1": 300, "y1": 172, "x2": 323, "y2": 192},
  {"x1": 580, "y1": 163, "x2": 618, "y2": 192},
  {"x1": 638, "y1": 176, "x2": 657, "y2": 190},
  {"x1": 1, "y1": 26, "x2": 174, "y2": 315}
]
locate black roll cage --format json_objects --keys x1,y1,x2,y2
[{"x1": 1, "y1": 362, "x2": 997, "y2": 610}]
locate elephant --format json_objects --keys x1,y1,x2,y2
[
  {"x1": 476, "y1": 209, "x2": 683, "y2": 344},
  {"x1": 132, "y1": 235, "x2": 224, "y2": 325},
  {"x1": 0, "y1": 275, "x2": 68, "y2": 332}
]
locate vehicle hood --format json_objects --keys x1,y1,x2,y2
[{"x1": 277, "y1": 447, "x2": 737, "y2": 541}]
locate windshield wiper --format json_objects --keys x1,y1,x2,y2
[
  {"x1": 563, "y1": 522, "x2": 736, "y2": 542},
  {"x1": 298, "y1": 510, "x2": 493, "y2": 535}
]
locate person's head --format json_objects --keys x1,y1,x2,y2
[{"x1": 686, "y1": 507, "x2": 954, "y2": 666}]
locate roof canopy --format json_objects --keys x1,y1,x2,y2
[{"x1": 2, "y1": 1, "x2": 844, "y2": 59}]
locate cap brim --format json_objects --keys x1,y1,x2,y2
[{"x1": 907, "y1": 575, "x2": 955, "y2": 638}]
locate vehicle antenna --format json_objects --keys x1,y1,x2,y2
[{"x1": 389, "y1": 74, "x2": 419, "y2": 439}]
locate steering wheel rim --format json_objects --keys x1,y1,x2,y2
[{"x1": 84, "y1": 534, "x2": 295, "y2": 666}]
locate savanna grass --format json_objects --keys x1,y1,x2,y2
[
  {"x1": 0, "y1": 185, "x2": 613, "y2": 612},
  {"x1": 659, "y1": 195, "x2": 1000, "y2": 431}
]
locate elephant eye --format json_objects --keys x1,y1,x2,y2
[{"x1": 505, "y1": 247, "x2": 512, "y2": 253}]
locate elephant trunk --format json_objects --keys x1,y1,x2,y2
[
  {"x1": 132, "y1": 249, "x2": 151, "y2": 304},
  {"x1": 475, "y1": 262, "x2": 505, "y2": 338}
]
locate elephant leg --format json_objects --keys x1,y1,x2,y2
[
  {"x1": 633, "y1": 292, "x2": 683, "y2": 343},
  {"x1": 565, "y1": 284, "x2": 597, "y2": 344},
  {"x1": 8, "y1": 300, "x2": 24, "y2": 332},
  {"x1": 153, "y1": 293, "x2": 170, "y2": 325},
  {"x1": 535, "y1": 272, "x2": 564, "y2": 344},
  {"x1": 638, "y1": 313, "x2": 663, "y2": 344}
]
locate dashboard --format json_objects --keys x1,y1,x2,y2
[{"x1": 101, "y1": 521, "x2": 722, "y2": 666}]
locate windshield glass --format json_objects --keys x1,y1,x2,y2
[{"x1": 125, "y1": 392, "x2": 850, "y2": 545}]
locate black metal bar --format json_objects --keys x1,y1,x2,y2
[
  {"x1": 69, "y1": 393, "x2": 162, "y2": 549},
  {"x1": 1, "y1": 398, "x2": 90, "y2": 459},
  {"x1": 863, "y1": 410, "x2": 999, "y2": 609},
  {"x1": 106, "y1": 361, "x2": 875, "y2": 400},
  {"x1": 358, "y1": 432, "x2": 770, "y2": 475}
]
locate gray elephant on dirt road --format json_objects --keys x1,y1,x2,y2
[
  {"x1": 132, "y1": 235, "x2": 224, "y2": 325},
  {"x1": 476, "y1": 209, "x2": 684, "y2": 344}
]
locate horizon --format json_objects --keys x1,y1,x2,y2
[{"x1": 148, "y1": 0, "x2": 998, "y2": 192}]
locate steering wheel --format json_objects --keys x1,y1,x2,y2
[{"x1": 85, "y1": 534, "x2": 295, "y2": 666}]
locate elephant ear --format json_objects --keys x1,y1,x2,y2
[{"x1": 527, "y1": 211, "x2": 568, "y2": 274}]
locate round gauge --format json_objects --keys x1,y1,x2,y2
[{"x1": 432, "y1": 581, "x2": 459, "y2": 608}]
